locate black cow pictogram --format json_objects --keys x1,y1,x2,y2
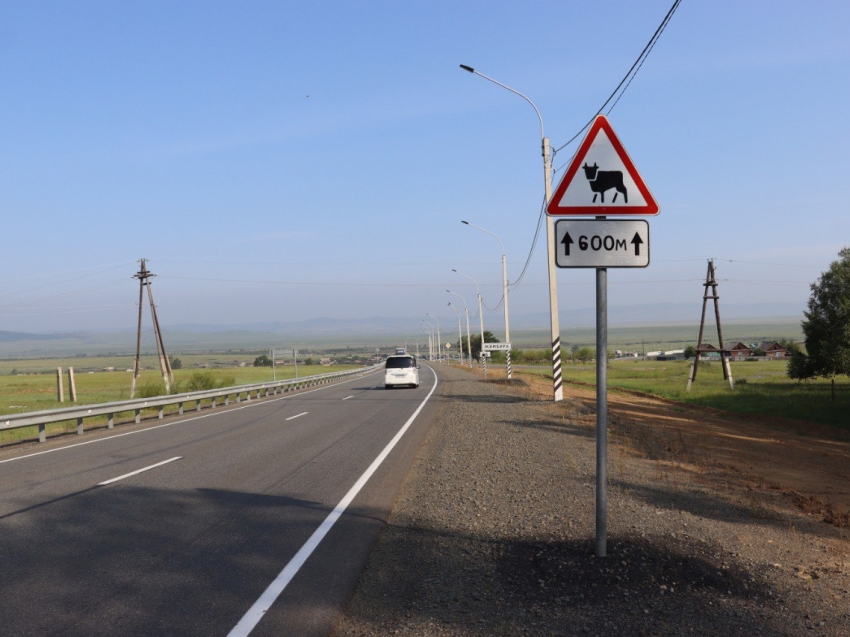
[{"x1": 581, "y1": 162, "x2": 628, "y2": 204}]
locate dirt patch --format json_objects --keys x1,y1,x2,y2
[{"x1": 520, "y1": 370, "x2": 850, "y2": 530}]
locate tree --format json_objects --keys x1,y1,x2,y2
[
  {"x1": 574, "y1": 347, "x2": 594, "y2": 363},
  {"x1": 791, "y1": 247, "x2": 850, "y2": 398},
  {"x1": 683, "y1": 345, "x2": 697, "y2": 360},
  {"x1": 169, "y1": 356, "x2": 183, "y2": 370},
  {"x1": 461, "y1": 331, "x2": 499, "y2": 361},
  {"x1": 253, "y1": 354, "x2": 272, "y2": 367}
]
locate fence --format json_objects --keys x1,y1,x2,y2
[{"x1": 1, "y1": 364, "x2": 381, "y2": 444}]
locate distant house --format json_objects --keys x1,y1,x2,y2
[
  {"x1": 697, "y1": 343, "x2": 720, "y2": 358},
  {"x1": 320, "y1": 357, "x2": 332, "y2": 366},
  {"x1": 759, "y1": 341, "x2": 789, "y2": 359},
  {"x1": 723, "y1": 342, "x2": 752, "y2": 359}
]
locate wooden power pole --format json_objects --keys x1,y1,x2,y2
[
  {"x1": 687, "y1": 259, "x2": 734, "y2": 391},
  {"x1": 130, "y1": 259, "x2": 174, "y2": 398}
]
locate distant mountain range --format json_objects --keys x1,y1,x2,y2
[
  {"x1": 163, "y1": 301, "x2": 804, "y2": 333},
  {"x1": 0, "y1": 302, "x2": 804, "y2": 357},
  {"x1": 3, "y1": 302, "x2": 804, "y2": 339}
]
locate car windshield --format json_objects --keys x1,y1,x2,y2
[{"x1": 386, "y1": 357, "x2": 415, "y2": 369}]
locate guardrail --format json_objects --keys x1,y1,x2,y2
[{"x1": 1, "y1": 364, "x2": 382, "y2": 444}]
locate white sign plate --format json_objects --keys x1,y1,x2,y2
[
  {"x1": 555, "y1": 219, "x2": 649, "y2": 268},
  {"x1": 482, "y1": 342, "x2": 512, "y2": 351}
]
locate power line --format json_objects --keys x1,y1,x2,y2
[
  {"x1": 509, "y1": 195, "x2": 546, "y2": 291},
  {"x1": 553, "y1": 0, "x2": 682, "y2": 157}
]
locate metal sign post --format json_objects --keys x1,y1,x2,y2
[
  {"x1": 595, "y1": 265, "x2": 608, "y2": 557},
  {"x1": 547, "y1": 115, "x2": 658, "y2": 558}
]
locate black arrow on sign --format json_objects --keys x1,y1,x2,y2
[
  {"x1": 631, "y1": 232, "x2": 644, "y2": 256},
  {"x1": 561, "y1": 232, "x2": 574, "y2": 256}
]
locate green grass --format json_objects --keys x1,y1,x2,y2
[
  {"x1": 521, "y1": 359, "x2": 849, "y2": 429},
  {"x1": 0, "y1": 361, "x2": 363, "y2": 444},
  {"x1": 0, "y1": 362, "x2": 360, "y2": 414}
]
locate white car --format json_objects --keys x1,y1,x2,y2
[{"x1": 384, "y1": 354, "x2": 420, "y2": 389}]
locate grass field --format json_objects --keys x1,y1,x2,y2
[
  {"x1": 520, "y1": 358, "x2": 849, "y2": 430},
  {"x1": 0, "y1": 358, "x2": 364, "y2": 445}
]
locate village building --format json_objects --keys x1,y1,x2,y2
[
  {"x1": 723, "y1": 342, "x2": 752, "y2": 359},
  {"x1": 759, "y1": 341, "x2": 789, "y2": 359}
]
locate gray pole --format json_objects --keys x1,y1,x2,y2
[
  {"x1": 452, "y1": 269, "x2": 485, "y2": 369},
  {"x1": 427, "y1": 313, "x2": 442, "y2": 364},
  {"x1": 461, "y1": 221, "x2": 509, "y2": 378},
  {"x1": 458, "y1": 65, "x2": 560, "y2": 398},
  {"x1": 447, "y1": 290, "x2": 472, "y2": 368},
  {"x1": 596, "y1": 266, "x2": 608, "y2": 558},
  {"x1": 501, "y1": 252, "x2": 511, "y2": 379}
]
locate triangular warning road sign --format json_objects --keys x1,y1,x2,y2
[{"x1": 547, "y1": 115, "x2": 659, "y2": 216}]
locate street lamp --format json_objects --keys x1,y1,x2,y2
[
  {"x1": 462, "y1": 220, "x2": 511, "y2": 379},
  {"x1": 418, "y1": 327, "x2": 429, "y2": 359},
  {"x1": 447, "y1": 289, "x2": 473, "y2": 368},
  {"x1": 426, "y1": 313, "x2": 442, "y2": 363},
  {"x1": 453, "y1": 268, "x2": 486, "y2": 370},
  {"x1": 460, "y1": 64, "x2": 562, "y2": 400},
  {"x1": 447, "y1": 301, "x2": 464, "y2": 366},
  {"x1": 421, "y1": 321, "x2": 434, "y2": 361}
]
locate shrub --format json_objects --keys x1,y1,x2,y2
[
  {"x1": 177, "y1": 372, "x2": 236, "y2": 392},
  {"x1": 136, "y1": 380, "x2": 166, "y2": 398}
]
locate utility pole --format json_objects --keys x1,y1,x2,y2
[
  {"x1": 131, "y1": 259, "x2": 174, "y2": 398},
  {"x1": 687, "y1": 259, "x2": 733, "y2": 391}
]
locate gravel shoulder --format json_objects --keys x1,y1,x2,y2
[{"x1": 333, "y1": 364, "x2": 850, "y2": 636}]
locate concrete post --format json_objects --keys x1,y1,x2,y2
[
  {"x1": 67, "y1": 367, "x2": 77, "y2": 402},
  {"x1": 56, "y1": 367, "x2": 64, "y2": 403}
]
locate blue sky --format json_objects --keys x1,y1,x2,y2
[{"x1": 1, "y1": 1, "x2": 849, "y2": 335}]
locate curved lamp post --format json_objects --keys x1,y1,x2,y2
[
  {"x1": 425, "y1": 313, "x2": 442, "y2": 363},
  {"x1": 452, "y1": 268, "x2": 487, "y2": 377},
  {"x1": 460, "y1": 64, "x2": 562, "y2": 400},
  {"x1": 462, "y1": 220, "x2": 511, "y2": 379},
  {"x1": 447, "y1": 289, "x2": 473, "y2": 368},
  {"x1": 421, "y1": 321, "x2": 434, "y2": 361},
  {"x1": 447, "y1": 301, "x2": 464, "y2": 366}
]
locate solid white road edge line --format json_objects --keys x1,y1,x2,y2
[
  {"x1": 343, "y1": 396, "x2": 354, "y2": 400},
  {"x1": 97, "y1": 456, "x2": 183, "y2": 486},
  {"x1": 0, "y1": 369, "x2": 383, "y2": 466},
  {"x1": 227, "y1": 366, "x2": 438, "y2": 637},
  {"x1": 284, "y1": 412, "x2": 308, "y2": 421}
]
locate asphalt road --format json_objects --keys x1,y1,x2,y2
[{"x1": 0, "y1": 365, "x2": 441, "y2": 636}]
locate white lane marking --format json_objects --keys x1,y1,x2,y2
[
  {"x1": 228, "y1": 367, "x2": 438, "y2": 637},
  {"x1": 97, "y1": 456, "x2": 183, "y2": 486},
  {"x1": 0, "y1": 369, "x2": 384, "y2": 466},
  {"x1": 285, "y1": 412, "x2": 308, "y2": 421},
  {"x1": 342, "y1": 396, "x2": 354, "y2": 401}
]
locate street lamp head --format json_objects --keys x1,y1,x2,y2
[
  {"x1": 459, "y1": 64, "x2": 475, "y2": 73},
  {"x1": 461, "y1": 220, "x2": 469, "y2": 225}
]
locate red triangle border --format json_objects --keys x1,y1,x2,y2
[{"x1": 547, "y1": 115, "x2": 659, "y2": 216}]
